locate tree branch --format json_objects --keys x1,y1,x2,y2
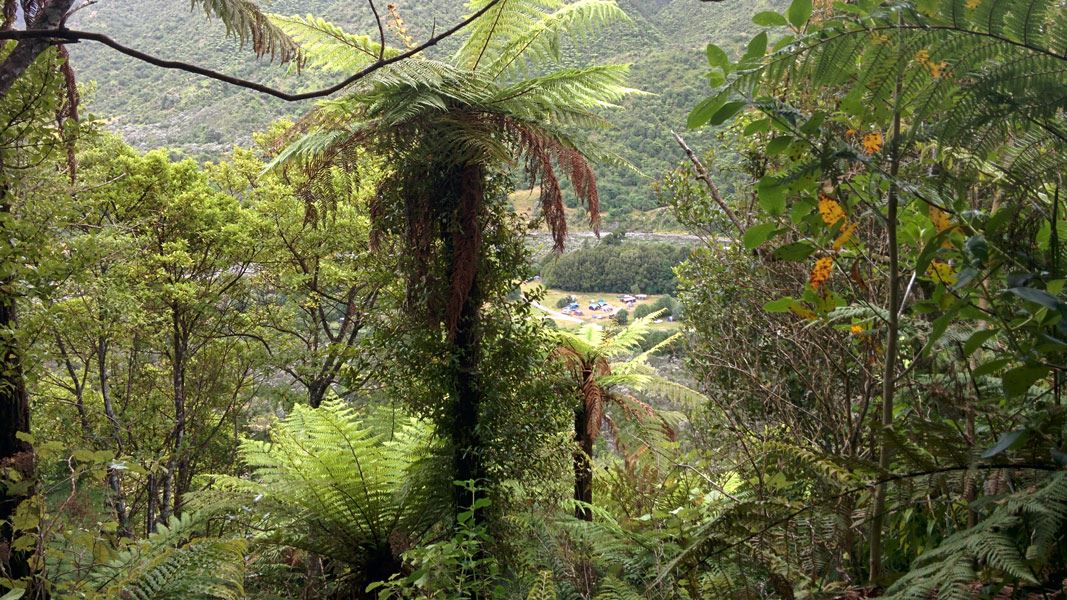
[
  {"x1": 0, "y1": 0, "x2": 504, "y2": 102},
  {"x1": 671, "y1": 130, "x2": 746, "y2": 239}
]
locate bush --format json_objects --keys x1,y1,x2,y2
[
  {"x1": 633, "y1": 304, "x2": 654, "y2": 319},
  {"x1": 614, "y1": 309, "x2": 628, "y2": 325},
  {"x1": 555, "y1": 294, "x2": 577, "y2": 309},
  {"x1": 541, "y1": 241, "x2": 690, "y2": 295}
]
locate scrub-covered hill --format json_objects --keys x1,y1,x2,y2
[{"x1": 68, "y1": 0, "x2": 782, "y2": 217}]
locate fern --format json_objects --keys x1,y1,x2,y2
[
  {"x1": 190, "y1": 401, "x2": 451, "y2": 588},
  {"x1": 90, "y1": 512, "x2": 246, "y2": 600},
  {"x1": 695, "y1": 0, "x2": 1067, "y2": 197},
  {"x1": 526, "y1": 570, "x2": 558, "y2": 600},
  {"x1": 592, "y1": 577, "x2": 643, "y2": 600},
  {"x1": 884, "y1": 472, "x2": 1067, "y2": 599},
  {"x1": 189, "y1": 0, "x2": 300, "y2": 63}
]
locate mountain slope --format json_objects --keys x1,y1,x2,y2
[{"x1": 67, "y1": 0, "x2": 780, "y2": 215}]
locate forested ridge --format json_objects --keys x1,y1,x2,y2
[
  {"x1": 0, "y1": 0, "x2": 1064, "y2": 599},
  {"x1": 66, "y1": 0, "x2": 782, "y2": 216}
]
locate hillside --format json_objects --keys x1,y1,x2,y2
[{"x1": 67, "y1": 0, "x2": 781, "y2": 216}]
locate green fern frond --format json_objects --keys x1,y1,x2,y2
[
  {"x1": 91, "y1": 512, "x2": 246, "y2": 600},
  {"x1": 271, "y1": 14, "x2": 400, "y2": 73},
  {"x1": 884, "y1": 473, "x2": 1067, "y2": 599}
]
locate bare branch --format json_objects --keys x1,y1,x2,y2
[{"x1": 671, "y1": 130, "x2": 745, "y2": 238}]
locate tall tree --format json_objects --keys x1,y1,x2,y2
[{"x1": 273, "y1": 0, "x2": 636, "y2": 511}]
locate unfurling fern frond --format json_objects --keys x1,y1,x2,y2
[
  {"x1": 90, "y1": 512, "x2": 246, "y2": 600},
  {"x1": 190, "y1": 0, "x2": 300, "y2": 63}
]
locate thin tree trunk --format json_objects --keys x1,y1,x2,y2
[
  {"x1": 573, "y1": 401, "x2": 594, "y2": 521},
  {"x1": 161, "y1": 306, "x2": 186, "y2": 522},
  {"x1": 868, "y1": 62, "x2": 904, "y2": 587},
  {"x1": 98, "y1": 337, "x2": 130, "y2": 536},
  {"x1": 145, "y1": 473, "x2": 157, "y2": 535}
]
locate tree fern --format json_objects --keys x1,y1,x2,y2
[{"x1": 191, "y1": 401, "x2": 451, "y2": 590}]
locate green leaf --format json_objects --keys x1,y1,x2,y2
[
  {"x1": 766, "y1": 136, "x2": 792, "y2": 156},
  {"x1": 743, "y1": 119, "x2": 771, "y2": 136},
  {"x1": 973, "y1": 357, "x2": 1011, "y2": 378},
  {"x1": 1002, "y1": 365, "x2": 1048, "y2": 397},
  {"x1": 963, "y1": 329, "x2": 997, "y2": 356},
  {"x1": 787, "y1": 0, "x2": 813, "y2": 28},
  {"x1": 688, "y1": 95, "x2": 727, "y2": 129},
  {"x1": 742, "y1": 32, "x2": 768, "y2": 62},
  {"x1": 709, "y1": 101, "x2": 746, "y2": 126},
  {"x1": 773, "y1": 242, "x2": 816, "y2": 261},
  {"x1": 981, "y1": 429, "x2": 1027, "y2": 459},
  {"x1": 1007, "y1": 287, "x2": 1063, "y2": 312},
  {"x1": 72, "y1": 449, "x2": 97, "y2": 462},
  {"x1": 743, "y1": 223, "x2": 778, "y2": 249},
  {"x1": 757, "y1": 177, "x2": 787, "y2": 215},
  {"x1": 763, "y1": 297, "x2": 795, "y2": 313},
  {"x1": 707, "y1": 67, "x2": 726, "y2": 87},
  {"x1": 706, "y1": 43, "x2": 730, "y2": 69},
  {"x1": 1, "y1": 589, "x2": 26, "y2": 600},
  {"x1": 753, "y1": 11, "x2": 788, "y2": 26}
]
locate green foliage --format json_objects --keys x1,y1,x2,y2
[
  {"x1": 68, "y1": 0, "x2": 783, "y2": 215},
  {"x1": 194, "y1": 400, "x2": 450, "y2": 586},
  {"x1": 89, "y1": 512, "x2": 246, "y2": 600},
  {"x1": 191, "y1": 0, "x2": 301, "y2": 62},
  {"x1": 541, "y1": 242, "x2": 690, "y2": 294},
  {"x1": 525, "y1": 571, "x2": 556, "y2": 600},
  {"x1": 884, "y1": 473, "x2": 1067, "y2": 600}
]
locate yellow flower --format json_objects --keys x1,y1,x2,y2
[
  {"x1": 928, "y1": 60, "x2": 948, "y2": 78},
  {"x1": 833, "y1": 221, "x2": 858, "y2": 251},
  {"x1": 965, "y1": 0, "x2": 979, "y2": 9},
  {"x1": 850, "y1": 324, "x2": 864, "y2": 335},
  {"x1": 862, "y1": 131, "x2": 884, "y2": 154},
  {"x1": 810, "y1": 256, "x2": 834, "y2": 290},
  {"x1": 818, "y1": 194, "x2": 846, "y2": 226},
  {"x1": 915, "y1": 49, "x2": 931, "y2": 64},
  {"x1": 845, "y1": 127, "x2": 857, "y2": 137}
]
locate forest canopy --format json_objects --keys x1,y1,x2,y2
[{"x1": 0, "y1": 0, "x2": 1064, "y2": 598}]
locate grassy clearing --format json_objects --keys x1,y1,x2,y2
[{"x1": 523, "y1": 283, "x2": 681, "y2": 331}]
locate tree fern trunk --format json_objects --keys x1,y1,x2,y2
[
  {"x1": 573, "y1": 404, "x2": 594, "y2": 521},
  {"x1": 450, "y1": 164, "x2": 485, "y2": 516}
]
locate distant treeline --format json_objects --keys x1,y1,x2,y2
[{"x1": 541, "y1": 239, "x2": 690, "y2": 294}]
